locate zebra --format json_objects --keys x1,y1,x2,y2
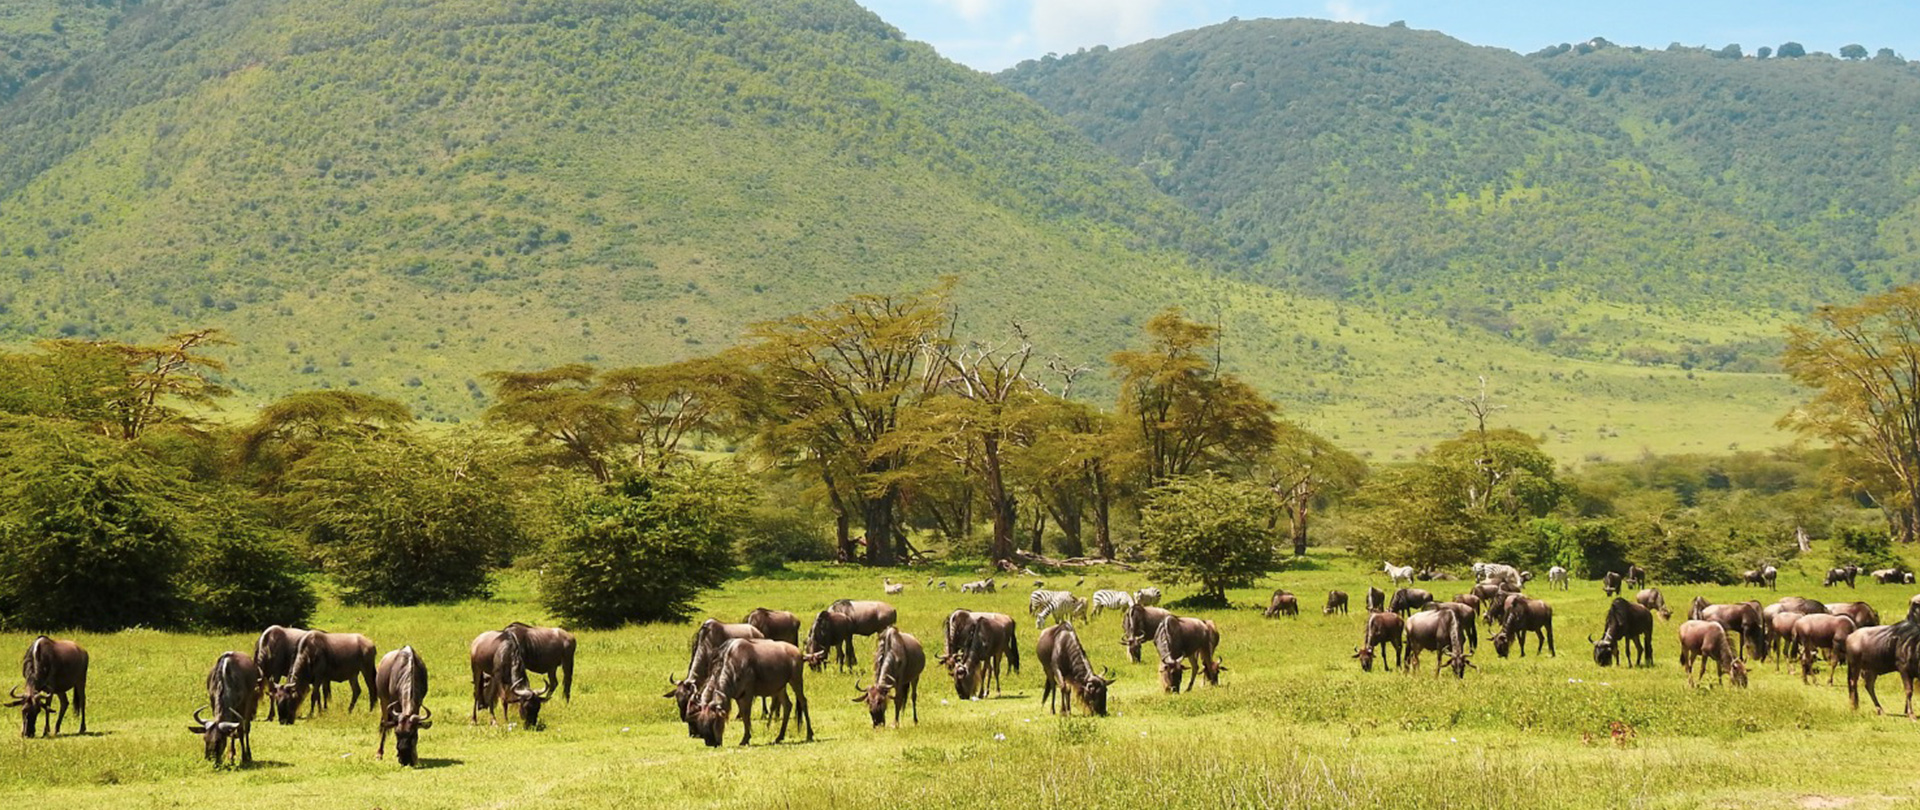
[
  {"x1": 1088, "y1": 590, "x2": 1134, "y2": 622},
  {"x1": 1029, "y1": 590, "x2": 1088, "y2": 629},
  {"x1": 1547, "y1": 566, "x2": 1569, "y2": 590}
]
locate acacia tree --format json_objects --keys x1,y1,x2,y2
[
  {"x1": 1140, "y1": 474, "x2": 1275, "y2": 605},
  {"x1": 1781, "y1": 286, "x2": 1920, "y2": 542},
  {"x1": 484, "y1": 364, "x2": 619, "y2": 482},
  {"x1": 745, "y1": 287, "x2": 948, "y2": 566},
  {"x1": 1111, "y1": 309, "x2": 1278, "y2": 484},
  {"x1": 36, "y1": 328, "x2": 232, "y2": 440},
  {"x1": 1252, "y1": 421, "x2": 1365, "y2": 556},
  {"x1": 1019, "y1": 393, "x2": 1127, "y2": 559},
  {"x1": 596, "y1": 352, "x2": 751, "y2": 470}
]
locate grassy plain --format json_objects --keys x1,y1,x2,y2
[{"x1": 5, "y1": 551, "x2": 1918, "y2": 809}]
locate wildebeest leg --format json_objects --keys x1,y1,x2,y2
[
  {"x1": 73, "y1": 684, "x2": 85, "y2": 734},
  {"x1": 1185, "y1": 657, "x2": 1198, "y2": 692},
  {"x1": 910, "y1": 678, "x2": 919, "y2": 724},
  {"x1": 770, "y1": 692, "x2": 791, "y2": 743},
  {"x1": 348, "y1": 678, "x2": 363, "y2": 712},
  {"x1": 736, "y1": 696, "x2": 754, "y2": 746},
  {"x1": 240, "y1": 726, "x2": 252, "y2": 766},
  {"x1": 378, "y1": 720, "x2": 390, "y2": 759},
  {"x1": 53, "y1": 692, "x2": 69, "y2": 735}
]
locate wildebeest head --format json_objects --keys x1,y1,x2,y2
[
  {"x1": 1202, "y1": 657, "x2": 1226, "y2": 686},
  {"x1": 1157, "y1": 655, "x2": 1185, "y2": 693},
  {"x1": 691, "y1": 699, "x2": 729, "y2": 747},
  {"x1": 268, "y1": 683, "x2": 303, "y2": 725},
  {"x1": 942, "y1": 654, "x2": 974, "y2": 699},
  {"x1": 1728, "y1": 658, "x2": 1749, "y2": 688},
  {"x1": 1443, "y1": 650, "x2": 1475, "y2": 679},
  {"x1": 1590, "y1": 633, "x2": 1617, "y2": 666},
  {"x1": 661, "y1": 674, "x2": 699, "y2": 735},
  {"x1": 186, "y1": 706, "x2": 242, "y2": 763},
  {"x1": 391, "y1": 705, "x2": 432, "y2": 767},
  {"x1": 1491, "y1": 631, "x2": 1513, "y2": 658},
  {"x1": 507, "y1": 678, "x2": 553, "y2": 727},
  {"x1": 6, "y1": 686, "x2": 50, "y2": 738},
  {"x1": 1081, "y1": 668, "x2": 1114, "y2": 716},
  {"x1": 852, "y1": 677, "x2": 895, "y2": 727},
  {"x1": 1352, "y1": 646, "x2": 1376, "y2": 672}
]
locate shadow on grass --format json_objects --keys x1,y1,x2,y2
[
  {"x1": 414, "y1": 758, "x2": 462, "y2": 769},
  {"x1": 236, "y1": 760, "x2": 294, "y2": 770}
]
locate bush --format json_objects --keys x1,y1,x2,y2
[
  {"x1": 0, "y1": 419, "x2": 190, "y2": 629},
  {"x1": 737, "y1": 505, "x2": 831, "y2": 573},
  {"x1": 182, "y1": 507, "x2": 317, "y2": 631},
  {"x1": 286, "y1": 435, "x2": 521, "y2": 605},
  {"x1": 1140, "y1": 474, "x2": 1275, "y2": 604},
  {"x1": 1831, "y1": 525, "x2": 1901, "y2": 571},
  {"x1": 540, "y1": 464, "x2": 750, "y2": 628}
]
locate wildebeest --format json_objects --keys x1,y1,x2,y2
[
  {"x1": 1389, "y1": 588, "x2": 1433, "y2": 616},
  {"x1": 1381, "y1": 562, "x2": 1415, "y2": 586},
  {"x1": 1427, "y1": 602, "x2": 1478, "y2": 651},
  {"x1": 373, "y1": 646, "x2": 433, "y2": 767},
  {"x1": 270, "y1": 630, "x2": 376, "y2": 724},
  {"x1": 1768, "y1": 610, "x2": 1806, "y2": 670},
  {"x1": 1493, "y1": 597, "x2": 1556, "y2": 658},
  {"x1": 1843, "y1": 624, "x2": 1906, "y2": 714},
  {"x1": 472, "y1": 626, "x2": 556, "y2": 728},
  {"x1": 1625, "y1": 565, "x2": 1646, "y2": 588},
  {"x1": 1547, "y1": 565, "x2": 1569, "y2": 590},
  {"x1": 854, "y1": 627, "x2": 924, "y2": 727},
  {"x1": 1089, "y1": 589, "x2": 1134, "y2": 622},
  {"x1": 1692, "y1": 600, "x2": 1766, "y2": 660},
  {"x1": 743, "y1": 608, "x2": 801, "y2": 647},
  {"x1": 690, "y1": 639, "x2": 812, "y2": 746},
  {"x1": 1120, "y1": 602, "x2": 1175, "y2": 664},
  {"x1": 9, "y1": 636, "x2": 87, "y2": 738},
  {"x1": 1870, "y1": 568, "x2": 1906, "y2": 585},
  {"x1": 1470, "y1": 581, "x2": 1502, "y2": 605},
  {"x1": 1354, "y1": 610, "x2": 1405, "y2": 672},
  {"x1": 1825, "y1": 566, "x2": 1860, "y2": 588},
  {"x1": 1742, "y1": 569, "x2": 1768, "y2": 588},
  {"x1": 1365, "y1": 586, "x2": 1387, "y2": 613},
  {"x1": 1794, "y1": 614, "x2": 1857, "y2": 685},
  {"x1": 805, "y1": 610, "x2": 857, "y2": 672},
  {"x1": 1776, "y1": 595, "x2": 1828, "y2": 616},
  {"x1": 1037, "y1": 624, "x2": 1113, "y2": 716},
  {"x1": 188, "y1": 651, "x2": 263, "y2": 767},
  {"x1": 1155, "y1": 616, "x2": 1223, "y2": 692},
  {"x1": 1677, "y1": 620, "x2": 1747, "y2": 688},
  {"x1": 1828, "y1": 601, "x2": 1881, "y2": 628},
  {"x1": 1030, "y1": 590, "x2": 1088, "y2": 628},
  {"x1": 1483, "y1": 591, "x2": 1520, "y2": 628},
  {"x1": 1263, "y1": 590, "x2": 1300, "y2": 619},
  {"x1": 1405, "y1": 607, "x2": 1473, "y2": 678},
  {"x1": 667, "y1": 620, "x2": 765, "y2": 732},
  {"x1": 939, "y1": 610, "x2": 1019, "y2": 699},
  {"x1": 1324, "y1": 590, "x2": 1349, "y2": 615},
  {"x1": 1636, "y1": 587, "x2": 1672, "y2": 620},
  {"x1": 467, "y1": 623, "x2": 575, "y2": 725},
  {"x1": 1763, "y1": 565, "x2": 1778, "y2": 590},
  {"x1": 1601, "y1": 571, "x2": 1623, "y2": 597},
  {"x1": 1592, "y1": 598, "x2": 1654, "y2": 667},
  {"x1": 253, "y1": 625, "x2": 311, "y2": 722},
  {"x1": 1134, "y1": 586, "x2": 1162, "y2": 606},
  {"x1": 831, "y1": 599, "x2": 898, "y2": 642},
  {"x1": 1451, "y1": 592, "x2": 1481, "y2": 616}
]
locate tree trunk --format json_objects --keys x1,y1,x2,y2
[
  {"x1": 825, "y1": 471, "x2": 854, "y2": 563},
  {"x1": 863, "y1": 493, "x2": 896, "y2": 567},
  {"x1": 1092, "y1": 478, "x2": 1114, "y2": 560},
  {"x1": 1027, "y1": 504, "x2": 1047, "y2": 556},
  {"x1": 984, "y1": 436, "x2": 1016, "y2": 563},
  {"x1": 1047, "y1": 494, "x2": 1084, "y2": 558},
  {"x1": 1290, "y1": 495, "x2": 1311, "y2": 557}
]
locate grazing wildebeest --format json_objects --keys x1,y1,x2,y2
[
  {"x1": 1776, "y1": 595, "x2": 1828, "y2": 615},
  {"x1": 1483, "y1": 591, "x2": 1520, "y2": 628},
  {"x1": 1636, "y1": 588, "x2": 1672, "y2": 620},
  {"x1": 805, "y1": 610, "x2": 857, "y2": 672},
  {"x1": 1120, "y1": 602, "x2": 1175, "y2": 664},
  {"x1": 8, "y1": 636, "x2": 87, "y2": 738},
  {"x1": 1762, "y1": 565, "x2": 1778, "y2": 590},
  {"x1": 1769, "y1": 610, "x2": 1806, "y2": 670},
  {"x1": 474, "y1": 626, "x2": 556, "y2": 728},
  {"x1": 1030, "y1": 590, "x2": 1088, "y2": 628},
  {"x1": 1355, "y1": 610, "x2": 1405, "y2": 672},
  {"x1": 1828, "y1": 601, "x2": 1881, "y2": 628},
  {"x1": 1089, "y1": 590, "x2": 1134, "y2": 622},
  {"x1": 690, "y1": 639, "x2": 812, "y2": 747},
  {"x1": 271, "y1": 630, "x2": 376, "y2": 724},
  {"x1": 1452, "y1": 593, "x2": 1482, "y2": 616},
  {"x1": 939, "y1": 610, "x2": 1018, "y2": 699},
  {"x1": 1470, "y1": 581, "x2": 1502, "y2": 605},
  {"x1": 467, "y1": 623, "x2": 575, "y2": 725},
  {"x1": 9, "y1": 637, "x2": 87, "y2": 737},
  {"x1": 1155, "y1": 616, "x2": 1223, "y2": 693},
  {"x1": 188, "y1": 651, "x2": 263, "y2": 767},
  {"x1": 1264, "y1": 590, "x2": 1300, "y2": 619},
  {"x1": 1324, "y1": 590, "x2": 1349, "y2": 615},
  {"x1": 1547, "y1": 566, "x2": 1569, "y2": 590},
  {"x1": 1493, "y1": 597, "x2": 1556, "y2": 658},
  {"x1": 1871, "y1": 568, "x2": 1906, "y2": 585},
  {"x1": 831, "y1": 599, "x2": 898, "y2": 640},
  {"x1": 373, "y1": 646, "x2": 433, "y2": 767},
  {"x1": 1428, "y1": 602, "x2": 1478, "y2": 652},
  {"x1": 1037, "y1": 624, "x2": 1114, "y2": 716},
  {"x1": 666, "y1": 620, "x2": 764, "y2": 732},
  {"x1": 1365, "y1": 586, "x2": 1387, "y2": 613},
  {"x1": 1134, "y1": 586, "x2": 1161, "y2": 606},
  {"x1": 1625, "y1": 565, "x2": 1646, "y2": 588},
  {"x1": 1602, "y1": 571, "x2": 1623, "y2": 597},
  {"x1": 1592, "y1": 598, "x2": 1654, "y2": 667},
  {"x1": 1390, "y1": 588, "x2": 1433, "y2": 616},
  {"x1": 854, "y1": 627, "x2": 924, "y2": 727},
  {"x1": 1743, "y1": 569, "x2": 1767, "y2": 588},
  {"x1": 1404, "y1": 607, "x2": 1473, "y2": 678},
  {"x1": 1825, "y1": 566, "x2": 1859, "y2": 588},
  {"x1": 1794, "y1": 614, "x2": 1857, "y2": 685},
  {"x1": 1694, "y1": 600, "x2": 1766, "y2": 660},
  {"x1": 743, "y1": 608, "x2": 801, "y2": 647},
  {"x1": 1381, "y1": 562, "x2": 1415, "y2": 587},
  {"x1": 254, "y1": 625, "x2": 311, "y2": 722},
  {"x1": 1844, "y1": 624, "x2": 1906, "y2": 714},
  {"x1": 1678, "y1": 620, "x2": 1747, "y2": 688}
]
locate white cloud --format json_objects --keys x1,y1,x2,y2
[
  {"x1": 1325, "y1": 0, "x2": 1383, "y2": 24},
  {"x1": 1030, "y1": 0, "x2": 1169, "y2": 54}
]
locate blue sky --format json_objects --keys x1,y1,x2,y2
[{"x1": 858, "y1": 1, "x2": 1919, "y2": 72}]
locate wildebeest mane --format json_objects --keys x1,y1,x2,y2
[
  {"x1": 1053, "y1": 627, "x2": 1094, "y2": 684},
  {"x1": 23, "y1": 636, "x2": 46, "y2": 687}
]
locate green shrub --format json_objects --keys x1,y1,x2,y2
[
  {"x1": 182, "y1": 508, "x2": 317, "y2": 631},
  {"x1": 737, "y1": 505, "x2": 832, "y2": 573},
  {"x1": 540, "y1": 464, "x2": 750, "y2": 628},
  {"x1": 1831, "y1": 525, "x2": 1901, "y2": 571},
  {"x1": 1141, "y1": 474, "x2": 1276, "y2": 605}
]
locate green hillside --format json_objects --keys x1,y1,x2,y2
[
  {"x1": 0, "y1": 2, "x2": 1804, "y2": 458},
  {"x1": 0, "y1": 0, "x2": 142, "y2": 102},
  {"x1": 999, "y1": 19, "x2": 1920, "y2": 364}
]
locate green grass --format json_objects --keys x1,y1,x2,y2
[{"x1": 5, "y1": 552, "x2": 1919, "y2": 808}]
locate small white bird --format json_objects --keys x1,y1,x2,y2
[{"x1": 884, "y1": 576, "x2": 904, "y2": 595}]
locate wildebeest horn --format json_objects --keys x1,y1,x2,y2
[
  {"x1": 193, "y1": 705, "x2": 209, "y2": 725},
  {"x1": 539, "y1": 678, "x2": 558, "y2": 699},
  {"x1": 7, "y1": 685, "x2": 18, "y2": 700},
  {"x1": 668, "y1": 674, "x2": 681, "y2": 686},
  {"x1": 1588, "y1": 634, "x2": 1595, "y2": 643},
  {"x1": 419, "y1": 704, "x2": 432, "y2": 722}
]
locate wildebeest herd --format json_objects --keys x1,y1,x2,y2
[{"x1": 12, "y1": 561, "x2": 1920, "y2": 765}]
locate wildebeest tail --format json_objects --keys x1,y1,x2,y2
[{"x1": 1007, "y1": 623, "x2": 1021, "y2": 673}]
